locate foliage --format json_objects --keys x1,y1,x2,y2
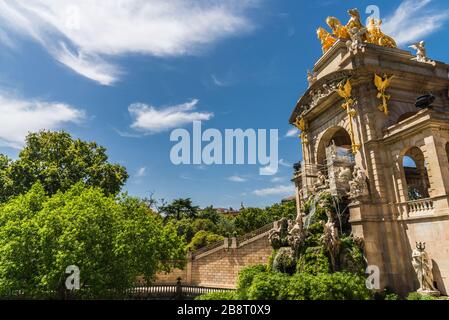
[
  {"x1": 0, "y1": 183, "x2": 185, "y2": 299},
  {"x1": 235, "y1": 201, "x2": 296, "y2": 235},
  {"x1": 195, "y1": 291, "x2": 238, "y2": 300},
  {"x1": 187, "y1": 231, "x2": 224, "y2": 252},
  {"x1": 197, "y1": 206, "x2": 221, "y2": 224},
  {"x1": 0, "y1": 131, "x2": 128, "y2": 203},
  {"x1": 159, "y1": 198, "x2": 199, "y2": 221},
  {"x1": 236, "y1": 264, "x2": 267, "y2": 297},
  {"x1": 406, "y1": 292, "x2": 437, "y2": 300},
  {"x1": 296, "y1": 247, "x2": 330, "y2": 275},
  {"x1": 339, "y1": 236, "x2": 366, "y2": 275},
  {"x1": 247, "y1": 272, "x2": 290, "y2": 300},
  {"x1": 280, "y1": 272, "x2": 372, "y2": 300},
  {"x1": 272, "y1": 247, "x2": 296, "y2": 275}
]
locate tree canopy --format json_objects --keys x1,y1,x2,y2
[
  {"x1": 0, "y1": 131, "x2": 128, "y2": 203},
  {"x1": 0, "y1": 183, "x2": 185, "y2": 298}
]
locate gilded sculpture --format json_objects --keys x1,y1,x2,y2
[
  {"x1": 336, "y1": 79, "x2": 360, "y2": 154},
  {"x1": 374, "y1": 73, "x2": 394, "y2": 116},
  {"x1": 294, "y1": 115, "x2": 308, "y2": 145},
  {"x1": 317, "y1": 8, "x2": 397, "y2": 53},
  {"x1": 317, "y1": 27, "x2": 336, "y2": 54}
]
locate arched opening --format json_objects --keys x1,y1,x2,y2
[
  {"x1": 402, "y1": 147, "x2": 430, "y2": 200},
  {"x1": 316, "y1": 127, "x2": 352, "y2": 169}
]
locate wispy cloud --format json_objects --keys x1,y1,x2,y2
[
  {"x1": 253, "y1": 184, "x2": 294, "y2": 197},
  {"x1": 285, "y1": 128, "x2": 299, "y2": 138},
  {"x1": 228, "y1": 175, "x2": 247, "y2": 182},
  {"x1": 0, "y1": 0, "x2": 258, "y2": 85},
  {"x1": 129, "y1": 99, "x2": 213, "y2": 134},
  {"x1": 0, "y1": 92, "x2": 84, "y2": 148},
  {"x1": 135, "y1": 167, "x2": 147, "y2": 178},
  {"x1": 279, "y1": 159, "x2": 292, "y2": 167},
  {"x1": 383, "y1": 0, "x2": 449, "y2": 46}
]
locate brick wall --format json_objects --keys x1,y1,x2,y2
[{"x1": 155, "y1": 232, "x2": 272, "y2": 289}]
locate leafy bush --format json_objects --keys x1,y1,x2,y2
[
  {"x1": 272, "y1": 247, "x2": 296, "y2": 275},
  {"x1": 196, "y1": 291, "x2": 237, "y2": 300},
  {"x1": 187, "y1": 231, "x2": 224, "y2": 251},
  {"x1": 247, "y1": 272, "x2": 290, "y2": 300},
  {"x1": 307, "y1": 272, "x2": 373, "y2": 300},
  {"x1": 296, "y1": 247, "x2": 330, "y2": 275},
  {"x1": 406, "y1": 292, "x2": 437, "y2": 300},
  {"x1": 279, "y1": 273, "x2": 314, "y2": 300},
  {"x1": 0, "y1": 183, "x2": 186, "y2": 299},
  {"x1": 236, "y1": 264, "x2": 267, "y2": 298}
]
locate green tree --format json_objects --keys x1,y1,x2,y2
[
  {"x1": 0, "y1": 131, "x2": 128, "y2": 203},
  {"x1": 187, "y1": 231, "x2": 224, "y2": 252},
  {"x1": 159, "y1": 198, "x2": 199, "y2": 221},
  {"x1": 0, "y1": 183, "x2": 185, "y2": 298}
]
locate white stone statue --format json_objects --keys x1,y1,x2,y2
[
  {"x1": 314, "y1": 171, "x2": 329, "y2": 193},
  {"x1": 349, "y1": 166, "x2": 369, "y2": 199},
  {"x1": 412, "y1": 243, "x2": 440, "y2": 296},
  {"x1": 320, "y1": 208, "x2": 340, "y2": 271},
  {"x1": 307, "y1": 70, "x2": 317, "y2": 86},
  {"x1": 409, "y1": 41, "x2": 435, "y2": 65},
  {"x1": 346, "y1": 26, "x2": 367, "y2": 52}
]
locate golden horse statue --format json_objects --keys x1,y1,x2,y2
[
  {"x1": 366, "y1": 18, "x2": 397, "y2": 48},
  {"x1": 317, "y1": 9, "x2": 398, "y2": 53},
  {"x1": 317, "y1": 27, "x2": 336, "y2": 53},
  {"x1": 326, "y1": 16, "x2": 350, "y2": 39}
]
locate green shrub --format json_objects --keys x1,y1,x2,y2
[
  {"x1": 272, "y1": 247, "x2": 296, "y2": 275},
  {"x1": 236, "y1": 264, "x2": 267, "y2": 298},
  {"x1": 307, "y1": 272, "x2": 373, "y2": 300},
  {"x1": 247, "y1": 272, "x2": 290, "y2": 300},
  {"x1": 196, "y1": 291, "x2": 237, "y2": 300},
  {"x1": 187, "y1": 230, "x2": 224, "y2": 251},
  {"x1": 406, "y1": 292, "x2": 437, "y2": 300},
  {"x1": 279, "y1": 273, "x2": 314, "y2": 300},
  {"x1": 296, "y1": 247, "x2": 330, "y2": 275}
]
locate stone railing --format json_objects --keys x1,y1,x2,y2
[
  {"x1": 406, "y1": 198, "x2": 434, "y2": 215},
  {"x1": 236, "y1": 222, "x2": 274, "y2": 245}
]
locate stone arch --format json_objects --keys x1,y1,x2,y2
[
  {"x1": 401, "y1": 146, "x2": 430, "y2": 200},
  {"x1": 316, "y1": 126, "x2": 352, "y2": 169}
]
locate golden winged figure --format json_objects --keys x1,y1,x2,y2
[
  {"x1": 293, "y1": 116, "x2": 308, "y2": 144},
  {"x1": 336, "y1": 78, "x2": 353, "y2": 107},
  {"x1": 374, "y1": 74, "x2": 394, "y2": 115}
]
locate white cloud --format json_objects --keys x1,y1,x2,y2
[
  {"x1": 228, "y1": 175, "x2": 247, "y2": 182},
  {"x1": 0, "y1": 0, "x2": 258, "y2": 85},
  {"x1": 0, "y1": 93, "x2": 84, "y2": 148},
  {"x1": 271, "y1": 176, "x2": 286, "y2": 183},
  {"x1": 135, "y1": 167, "x2": 147, "y2": 178},
  {"x1": 285, "y1": 128, "x2": 299, "y2": 138},
  {"x1": 129, "y1": 99, "x2": 213, "y2": 134},
  {"x1": 383, "y1": 0, "x2": 449, "y2": 46},
  {"x1": 253, "y1": 184, "x2": 294, "y2": 197},
  {"x1": 279, "y1": 159, "x2": 292, "y2": 167}
]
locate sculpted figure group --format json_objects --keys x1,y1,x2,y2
[{"x1": 317, "y1": 8, "x2": 397, "y2": 53}]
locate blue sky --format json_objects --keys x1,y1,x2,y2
[{"x1": 0, "y1": 0, "x2": 448, "y2": 208}]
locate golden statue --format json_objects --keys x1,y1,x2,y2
[
  {"x1": 366, "y1": 18, "x2": 397, "y2": 48},
  {"x1": 326, "y1": 16, "x2": 350, "y2": 39},
  {"x1": 346, "y1": 9, "x2": 368, "y2": 42},
  {"x1": 317, "y1": 9, "x2": 398, "y2": 54},
  {"x1": 336, "y1": 79, "x2": 360, "y2": 154},
  {"x1": 374, "y1": 73, "x2": 394, "y2": 115},
  {"x1": 317, "y1": 27, "x2": 337, "y2": 53},
  {"x1": 294, "y1": 116, "x2": 308, "y2": 145}
]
